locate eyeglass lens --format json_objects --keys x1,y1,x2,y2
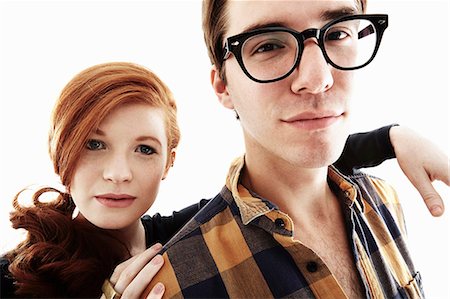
[{"x1": 240, "y1": 19, "x2": 377, "y2": 81}]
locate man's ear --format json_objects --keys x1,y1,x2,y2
[
  {"x1": 162, "y1": 149, "x2": 176, "y2": 180},
  {"x1": 211, "y1": 65, "x2": 234, "y2": 110}
]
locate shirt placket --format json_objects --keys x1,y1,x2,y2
[{"x1": 267, "y1": 210, "x2": 349, "y2": 299}]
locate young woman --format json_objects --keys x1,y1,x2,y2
[
  {"x1": 0, "y1": 62, "x2": 446, "y2": 298},
  {"x1": 0, "y1": 62, "x2": 195, "y2": 298}
]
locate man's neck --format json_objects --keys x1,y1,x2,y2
[
  {"x1": 241, "y1": 151, "x2": 365, "y2": 298},
  {"x1": 242, "y1": 152, "x2": 335, "y2": 222}
]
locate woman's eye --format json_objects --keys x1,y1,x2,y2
[
  {"x1": 86, "y1": 139, "x2": 105, "y2": 150},
  {"x1": 136, "y1": 145, "x2": 156, "y2": 155}
]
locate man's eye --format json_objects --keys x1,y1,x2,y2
[
  {"x1": 86, "y1": 139, "x2": 105, "y2": 150},
  {"x1": 326, "y1": 30, "x2": 349, "y2": 41},
  {"x1": 256, "y1": 42, "x2": 284, "y2": 53},
  {"x1": 136, "y1": 145, "x2": 156, "y2": 155}
]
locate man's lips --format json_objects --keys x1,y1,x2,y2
[
  {"x1": 281, "y1": 111, "x2": 344, "y2": 130},
  {"x1": 282, "y1": 111, "x2": 344, "y2": 122}
]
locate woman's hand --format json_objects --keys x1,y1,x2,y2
[
  {"x1": 103, "y1": 243, "x2": 165, "y2": 299},
  {"x1": 390, "y1": 126, "x2": 450, "y2": 216}
]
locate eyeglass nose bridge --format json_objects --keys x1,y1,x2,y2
[
  {"x1": 300, "y1": 28, "x2": 321, "y2": 41},
  {"x1": 291, "y1": 28, "x2": 322, "y2": 70},
  {"x1": 294, "y1": 28, "x2": 322, "y2": 53}
]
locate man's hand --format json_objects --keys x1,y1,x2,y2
[
  {"x1": 390, "y1": 126, "x2": 450, "y2": 216},
  {"x1": 101, "y1": 243, "x2": 165, "y2": 299}
]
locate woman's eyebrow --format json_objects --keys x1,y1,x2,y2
[
  {"x1": 94, "y1": 128, "x2": 106, "y2": 136},
  {"x1": 92, "y1": 129, "x2": 162, "y2": 147},
  {"x1": 136, "y1": 135, "x2": 162, "y2": 146}
]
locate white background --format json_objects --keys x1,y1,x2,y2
[{"x1": 0, "y1": 0, "x2": 448, "y2": 298}]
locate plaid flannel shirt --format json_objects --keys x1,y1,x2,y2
[{"x1": 146, "y1": 156, "x2": 424, "y2": 298}]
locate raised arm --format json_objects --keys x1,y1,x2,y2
[
  {"x1": 389, "y1": 126, "x2": 449, "y2": 216},
  {"x1": 334, "y1": 125, "x2": 396, "y2": 174},
  {"x1": 335, "y1": 124, "x2": 449, "y2": 217}
]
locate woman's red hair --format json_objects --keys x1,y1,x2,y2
[{"x1": 6, "y1": 62, "x2": 180, "y2": 297}]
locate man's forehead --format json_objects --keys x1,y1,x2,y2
[{"x1": 226, "y1": 0, "x2": 359, "y2": 36}]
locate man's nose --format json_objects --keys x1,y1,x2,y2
[
  {"x1": 103, "y1": 154, "x2": 133, "y2": 184},
  {"x1": 290, "y1": 40, "x2": 334, "y2": 94}
]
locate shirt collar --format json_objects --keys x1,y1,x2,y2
[
  {"x1": 225, "y1": 156, "x2": 274, "y2": 225},
  {"x1": 225, "y1": 156, "x2": 364, "y2": 225}
]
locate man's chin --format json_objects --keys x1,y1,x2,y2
[{"x1": 288, "y1": 139, "x2": 347, "y2": 169}]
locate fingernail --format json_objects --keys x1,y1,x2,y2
[
  {"x1": 151, "y1": 243, "x2": 162, "y2": 251},
  {"x1": 430, "y1": 206, "x2": 443, "y2": 216},
  {"x1": 151, "y1": 254, "x2": 163, "y2": 265},
  {"x1": 154, "y1": 282, "x2": 165, "y2": 294}
]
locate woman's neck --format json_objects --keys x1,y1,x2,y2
[
  {"x1": 75, "y1": 213, "x2": 147, "y2": 256},
  {"x1": 112, "y1": 220, "x2": 147, "y2": 256}
]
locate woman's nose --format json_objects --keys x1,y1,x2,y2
[{"x1": 102, "y1": 154, "x2": 133, "y2": 184}]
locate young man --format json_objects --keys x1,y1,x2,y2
[{"x1": 141, "y1": 0, "x2": 430, "y2": 298}]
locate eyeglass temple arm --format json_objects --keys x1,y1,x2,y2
[
  {"x1": 222, "y1": 42, "x2": 231, "y2": 60},
  {"x1": 358, "y1": 24, "x2": 375, "y2": 39}
]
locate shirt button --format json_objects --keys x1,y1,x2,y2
[
  {"x1": 306, "y1": 261, "x2": 318, "y2": 273},
  {"x1": 274, "y1": 218, "x2": 285, "y2": 228}
]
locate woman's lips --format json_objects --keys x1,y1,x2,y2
[{"x1": 95, "y1": 193, "x2": 136, "y2": 208}]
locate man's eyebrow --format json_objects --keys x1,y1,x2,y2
[
  {"x1": 320, "y1": 7, "x2": 359, "y2": 22},
  {"x1": 236, "y1": 7, "x2": 360, "y2": 35},
  {"x1": 240, "y1": 22, "x2": 287, "y2": 34}
]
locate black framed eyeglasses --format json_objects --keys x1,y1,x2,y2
[{"x1": 221, "y1": 14, "x2": 388, "y2": 83}]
